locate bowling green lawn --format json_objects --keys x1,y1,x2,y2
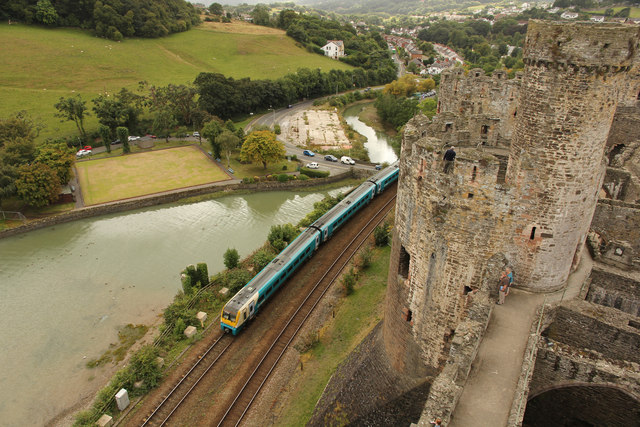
[{"x1": 76, "y1": 146, "x2": 230, "y2": 205}]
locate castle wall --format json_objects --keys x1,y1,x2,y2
[
  {"x1": 607, "y1": 105, "x2": 640, "y2": 150},
  {"x1": 586, "y1": 268, "x2": 640, "y2": 316},
  {"x1": 384, "y1": 126, "x2": 512, "y2": 373},
  {"x1": 505, "y1": 21, "x2": 639, "y2": 292},
  {"x1": 437, "y1": 68, "x2": 520, "y2": 146},
  {"x1": 602, "y1": 167, "x2": 631, "y2": 200},
  {"x1": 590, "y1": 199, "x2": 640, "y2": 270}
]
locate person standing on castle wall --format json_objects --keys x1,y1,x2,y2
[
  {"x1": 506, "y1": 267, "x2": 514, "y2": 295},
  {"x1": 498, "y1": 271, "x2": 509, "y2": 304},
  {"x1": 443, "y1": 146, "x2": 456, "y2": 174}
]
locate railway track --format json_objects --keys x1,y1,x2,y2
[
  {"x1": 216, "y1": 184, "x2": 397, "y2": 427},
  {"x1": 140, "y1": 334, "x2": 233, "y2": 426},
  {"x1": 132, "y1": 183, "x2": 396, "y2": 427}
]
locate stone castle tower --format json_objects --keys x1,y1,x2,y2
[
  {"x1": 505, "y1": 21, "x2": 639, "y2": 292},
  {"x1": 384, "y1": 21, "x2": 640, "y2": 375}
]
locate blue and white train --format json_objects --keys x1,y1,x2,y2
[{"x1": 221, "y1": 162, "x2": 399, "y2": 335}]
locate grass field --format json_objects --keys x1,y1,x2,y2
[
  {"x1": 0, "y1": 21, "x2": 352, "y2": 141},
  {"x1": 76, "y1": 146, "x2": 230, "y2": 205}
]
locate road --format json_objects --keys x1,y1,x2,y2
[
  {"x1": 85, "y1": 94, "x2": 387, "y2": 177},
  {"x1": 245, "y1": 94, "x2": 386, "y2": 176}
]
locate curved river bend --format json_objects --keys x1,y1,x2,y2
[
  {"x1": 0, "y1": 187, "x2": 349, "y2": 426},
  {"x1": 344, "y1": 103, "x2": 398, "y2": 164}
]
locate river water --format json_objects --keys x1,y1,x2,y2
[
  {"x1": 344, "y1": 103, "x2": 398, "y2": 164},
  {"x1": 0, "y1": 187, "x2": 350, "y2": 426}
]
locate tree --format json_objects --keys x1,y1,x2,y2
[
  {"x1": 0, "y1": 111, "x2": 43, "y2": 148},
  {"x1": 251, "y1": 4, "x2": 270, "y2": 26},
  {"x1": 35, "y1": 0, "x2": 58, "y2": 25},
  {"x1": 202, "y1": 119, "x2": 224, "y2": 158},
  {"x1": 92, "y1": 95, "x2": 127, "y2": 135},
  {"x1": 216, "y1": 130, "x2": 240, "y2": 168},
  {"x1": 129, "y1": 346, "x2": 162, "y2": 391},
  {"x1": 117, "y1": 127, "x2": 130, "y2": 154},
  {"x1": 241, "y1": 131, "x2": 285, "y2": 170},
  {"x1": 54, "y1": 95, "x2": 89, "y2": 141},
  {"x1": 417, "y1": 78, "x2": 436, "y2": 92},
  {"x1": 0, "y1": 112, "x2": 40, "y2": 205},
  {"x1": 0, "y1": 138, "x2": 36, "y2": 166},
  {"x1": 209, "y1": 3, "x2": 223, "y2": 15},
  {"x1": 223, "y1": 248, "x2": 239, "y2": 270},
  {"x1": 406, "y1": 62, "x2": 420, "y2": 74},
  {"x1": 35, "y1": 139, "x2": 74, "y2": 185},
  {"x1": 147, "y1": 84, "x2": 198, "y2": 126},
  {"x1": 15, "y1": 163, "x2": 59, "y2": 207},
  {"x1": 99, "y1": 125, "x2": 111, "y2": 153},
  {"x1": 92, "y1": 89, "x2": 143, "y2": 136},
  {"x1": 418, "y1": 98, "x2": 438, "y2": 119},
  {"x1": 267, "y1": 223, "x2": 298, "y2": 252},
  {"x1": 152, "y1": 108, "x2": 176, "y2": 143},
  {"x1": 0, "y1": 163, "x2": 19, "y2": 207}
]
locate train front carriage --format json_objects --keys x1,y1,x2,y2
[{"x1": 220, "y1": 228, "x2": 319, "y2": 334}]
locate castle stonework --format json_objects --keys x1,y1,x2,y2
[
  {"x1": 506, "y1": 22, "x2": 639, "y2": 292},
  {"x1": 385, "y1": 20, "x2": 639, "y2": 375},
  {"x1": 310, "y1": 21, "x2": 640, "y2": 426}
]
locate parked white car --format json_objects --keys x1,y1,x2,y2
[
  {"x1": 306, "y1": 162, "x2": 319, "y2": 169},
  {"x1": 193, "y1": 131, "x2": 200, "y2": 138},
  {"x1": 76, "y1": 149, "x2": 91, "y2": 158},
  {"x1": 128, "y1": 135, "x2": 140, "y2": 141},
  {"x1": 341, "y1": 156, "x2": 355, "y2": 165}
]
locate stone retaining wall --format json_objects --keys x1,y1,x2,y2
[
  {"x1": 0, "y1": 171, "x2": 358, "y2": 240},
  {"x1": 415, "y1": 293, "x2": 493, "y2": 426}
]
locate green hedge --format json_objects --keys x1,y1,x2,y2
[{"x1": 300, "y1": 167, "x2": 330, "y2": 178}]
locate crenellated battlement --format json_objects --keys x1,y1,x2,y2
[{"x1": 524, "y1": 20, "x2": 639, "y2": 67}]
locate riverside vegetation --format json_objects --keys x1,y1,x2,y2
[{"x1": 73, "y1": 190, "x2": 349, "y2": 425}]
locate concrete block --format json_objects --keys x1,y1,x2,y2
[
  {"x1": 134, "y1": 380, "x2": 144, "y2": 389},
  {"x1": 184, "y1": 325, "x2": 197, "y2": 338},
  {"x1": 197, "y1": 311, "x2": 208, "y2": 327},
  {"x1": 115, "y1": 388, "x2": 129, "y2": 411},
  {"x1": 156, "y1": 356, "x2": 164, "y2": 368},
  {"x1": 97, "y1": 414, "x2": 113, "y2": 427},
  {"x1": 219, "y1": 287, "x2": 229, "y2": 296}
]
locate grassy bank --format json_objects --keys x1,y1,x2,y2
[
  {"x1": 276, "y1": 243, "x2": 391, "y2": 425},
  {"x1": 0, "y1": 21, "x2": 351, "y2": 141}
]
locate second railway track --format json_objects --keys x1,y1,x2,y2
[
  {"x1": 217, "y1": 184, "x2": 397, "y2": 427},
  {"x1": 127, "y1": 182, "x2": 397, "y2": 427}
]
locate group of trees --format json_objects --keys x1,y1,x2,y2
[
  {"x1": 0, "y1": 0, "x2": 199, "y2": 40},
  {"x1": 194, "y1": 66, "x2": 394, "y2": 121},
  {"x1": 0, "y1": 112, "x2": 74, "y2": 208}
]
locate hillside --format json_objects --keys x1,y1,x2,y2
[{"x1": 0, "y1": 21, "x2": 352, "y2": 140}]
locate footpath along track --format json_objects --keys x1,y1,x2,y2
[
  {"x1": 216, "y1": 184, "x2": 397, "y2": 427},
  {"x1": 129, "y1": 183, "x2": 397, "y2": 426}
]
